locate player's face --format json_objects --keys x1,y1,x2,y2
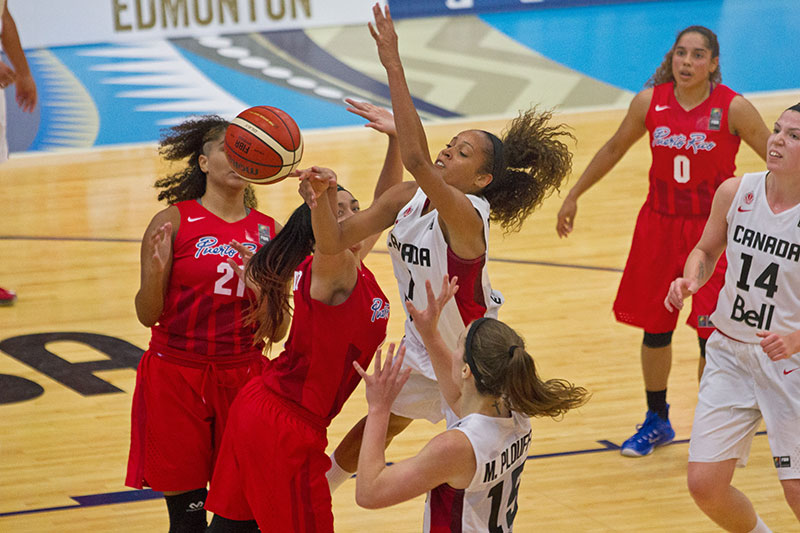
[
  {"x1": 337, "y1": 190, "x2": 364, "y2": 253},
  {"x1": 671, "y1": 32, "x2": 718, "y2": 88},
  {"x1": 434, "y1": 130, "x2": 493, "y2": 194},
  {"x1": 767, "y1": 110, "x2": 800, "y2": 175},
  {"x1": 201, "y1": 134, "x2": 247, "y2": 190}
]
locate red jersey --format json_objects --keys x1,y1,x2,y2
[
  {"x1": 645, "y1": 83, "x2": 740, "y2": 216},
  {"x1": 149, "y1": 200, "x2": 277, "y2": 359},
  {"x1": 262, "y1": 255, "x2": 390, "y2": 426}
]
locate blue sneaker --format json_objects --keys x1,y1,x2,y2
[{"x1": 620, "y1": 408, "x2": 675, "y2": 457}]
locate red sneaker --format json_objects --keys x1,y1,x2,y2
[{"x1": 0, "y1": 287, "x2": 17, "y2": 306}]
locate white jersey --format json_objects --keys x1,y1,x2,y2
[
  {"x1": 423, "y1": 412, "x2": 532, "y2": 532},
  {"x1": 711, "y1": 171, "x2": 800, "y2": 344},
  {"x1": 387, "y1": 187, "x2": 503, "y2": 378}
]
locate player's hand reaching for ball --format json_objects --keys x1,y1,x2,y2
[
  {"x1": 369, "y1": 3, "x2": 401, "y2": 71},
  {"x1": 295, "y1": 166, "x2": 337, "y2": 209},
  {"x1": 345, "y1": 98, "x2": 396, "y2": 137}
]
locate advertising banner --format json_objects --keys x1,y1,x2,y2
[{"x1": 10, "y1": 0, "x2": 386, "y2": 49}]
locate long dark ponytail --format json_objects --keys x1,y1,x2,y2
[{"x1": 246, "y1": 204, "x2": 314, "y2": 351}]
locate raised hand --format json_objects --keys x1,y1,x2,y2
[
  {"x1": 146, "y1": 221, "x2": 173, "y2": 275},
  {"x1": 295, "y1": 166, "x2": 337, "y2": 209},
  {"x1": 368, "y1": 3, "x2": 401, "y2": 70},
  {"x1": 406, "y1": 276, "x2": 459, "y2": 339},
  {"x1": 354, "y1": 342, "x2": 412, "y2": 413},
  {"x1": 345, "y1": 98, "x2": 396, "y2": 136}
]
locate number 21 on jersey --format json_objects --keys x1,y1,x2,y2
[{"x1": 214, "y1": 261, "x2": 245, "y2": 297}]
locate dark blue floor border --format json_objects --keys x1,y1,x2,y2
[
  {"x1": 0, "y1": 431, "x2": 767, "y2": 518},
  {"x1": 0, "y1": 235, "x2": 623, "y2": 273}
]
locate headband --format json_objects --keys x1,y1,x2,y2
[
  {"x1": 788, "y1": 103, "x2": 800, "y2": 114},
  {"x1": 481, "y1": 131, "x2": 505, "y2": 181},
  {"x1": 464, "y1": 317, "x2": 490, "y2": 388}
]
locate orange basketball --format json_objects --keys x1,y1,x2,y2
[{"x1": 224, "y1": 106, "x2": 304, "y2": 185}]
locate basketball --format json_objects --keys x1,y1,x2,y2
[{"x1": 224, "y1": 106, "x2": 304, "y2": 185}]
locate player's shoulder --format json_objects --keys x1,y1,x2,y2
[
  {"x1": 627, "y1": 87, "x2": 655, "y2": 120},
  {"x1": 715, "y1": 175, "x2": 744, "y2": 203},
  {"x1": 149, "y1": 204, "x2": 181, "y2": 227}
]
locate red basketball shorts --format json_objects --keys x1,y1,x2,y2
[
  {"x1": 205, "y1": 378, "x2": 333, "y2": 532},
  {"x1": 613, "y1": 203, "x2": 726, "y2": 339},
  {"x1": 125, "y1": 349, "x2": 263, "y2": 491}
]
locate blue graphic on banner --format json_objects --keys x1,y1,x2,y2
[{"x1": 174, "y1": 48, "x2": 367, "y2": 131}]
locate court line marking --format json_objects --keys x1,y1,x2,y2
[
  {"x1": 0, "y1": 431, "x2": 767, "y2": 518},
  {"x1": 0, "y1": 235, "x2": 623, "y2": 273}
]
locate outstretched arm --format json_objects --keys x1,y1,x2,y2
[
  {"x1": 368, "y1": 4, "x2": 484, "y2": 257},
  {"x1": 556, "y1": 88, "x2": 650, "y2": 237},
  {"x1": 405, "y1": 276, "x2": 462, "y2": 413},
  {"x1": 353, "y1": 344, "x2": 474, "y2": 509},
  {"x1": 295, "y1": 167, "x2": 361, "y2": 305},
  {"x1": 298, "y1": 167, "x2": 415, "y2": 255},
  {"x1": 345, "y1": 98, "x2": 404, "y2": 258}
]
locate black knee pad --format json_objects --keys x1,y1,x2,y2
[
  {"x1": 643, "y1": 331, "x2": 673, "y2": 348},
  {"x1": 165, "y1": 488, "x2": 207, "y2": 533}
]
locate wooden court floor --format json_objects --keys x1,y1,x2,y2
[{"x1": 2, "y1": 93, "x2": 799, "y2": 531}]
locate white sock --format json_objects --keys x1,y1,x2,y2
[
  {"x1": 747, "y1": 515, "x2": 771, "y2": 533},
  {"x1": 326, "y1": 451, "x2": 353, "y2": 493}
]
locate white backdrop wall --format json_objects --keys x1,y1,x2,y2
[{"x1": 9, "y1": 0, "x2": 386, "y2": 48}]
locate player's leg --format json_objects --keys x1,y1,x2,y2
[
  {"x1": 688, "y1": 333, "x2": 767, "y2": 531},
  {"x1": 163, "y1": 489, "x2": 209, "y2": 533},
  {"x1": 781, "y1": 479, "x2": 800, "y2": 521},
  {"x1": 126, "y1": 352, "x2": 213, "y2": 531},
  {"x1": 614, "y1": 207, "x2": 680, "y2": 457},
  {"x1": 687, "y1": 460, "x2": 765, "y2": 532},
  {"x1": 756, "y1": 348, "x2": 800, "y2": 523},
  {"x1": 619, "y1": 331, "x2": 676, "y2": 457}
]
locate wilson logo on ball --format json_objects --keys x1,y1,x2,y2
[{"x1": 224, "y1": 105, "x2": 304, "y2": 185}]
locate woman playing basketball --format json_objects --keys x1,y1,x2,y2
[
  {"x1": 354, "y1": 276, "x2": 588, "y2": 531},
  {"x1": 204, "y1": 167, "x2": 391, "y2": 532},
  {"x1": 325, "y1": 3, "x2": 575, "y2": 491},
  {"x1": 556, "y1": 25, "x2": 770, "y2": 457},
  {"x1": 665, "y1": 104, "x2": 800, "y2": 531},
  {"x1": 125, "y1": 116, "x2": 280, "y2": 532}
]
